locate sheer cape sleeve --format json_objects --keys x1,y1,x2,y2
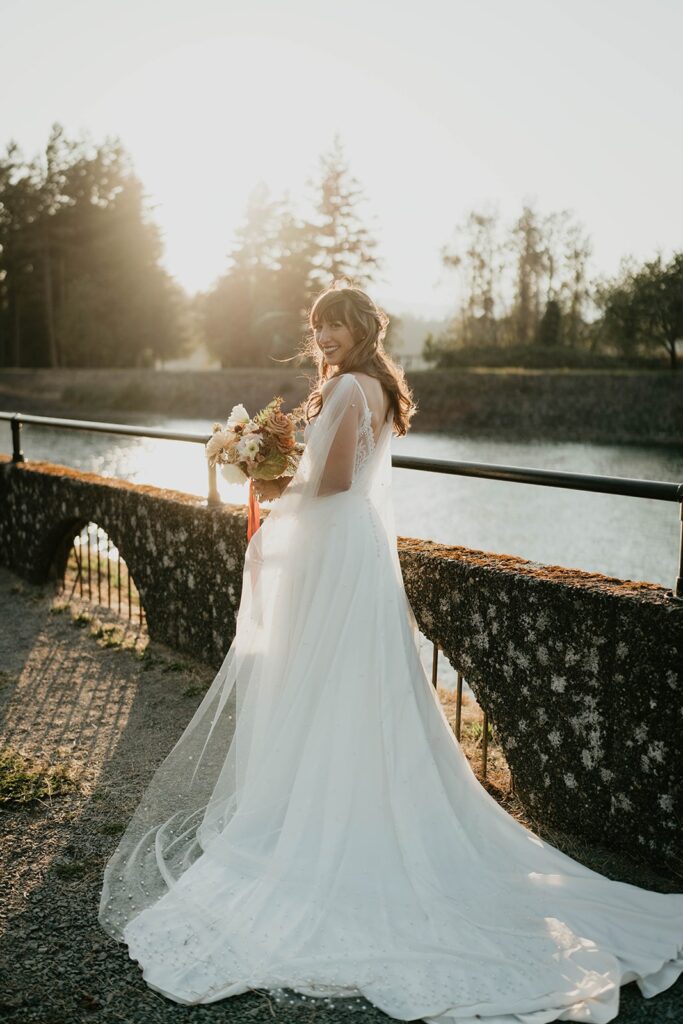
[
  {"x1": 277, "y1": 372, "x2": 365, "y2": 504},
  {"x1": 315, "y1": 374, "x2": 363, "y2": 496}
]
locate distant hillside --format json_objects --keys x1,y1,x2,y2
[{"x1": 0, "y1": 367, "x2": 681, "y2": 445}]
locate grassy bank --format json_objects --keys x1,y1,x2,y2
[{"x1": 0, "y1": 366, "x2": 681, "y2": 445}]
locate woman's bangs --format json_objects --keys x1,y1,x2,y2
[{"x1": 312, "y1": 294, "x2": 354, "y2": 329}]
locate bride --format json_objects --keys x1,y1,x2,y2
[{"x1": 99, "y1": 282, "x2": 683, "y2": 1023}]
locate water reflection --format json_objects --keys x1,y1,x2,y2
[{"x1": 392, "y1": 431, "x2": 682, "y2": 593}]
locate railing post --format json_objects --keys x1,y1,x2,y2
[
  {"x1": 675, "y1": 500, "x2": 683, "y2": 600},
  {"x1": 455, "y1": 672, "x2": 463, "y2": 740},
  {"x1": 207, "y1": 460, "x2": 221, "y2": 508},
  {"x1": 11, "y1": 415, "x2": 25, "y2": 463}
]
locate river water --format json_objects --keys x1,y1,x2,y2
[{"x1": 7, "y1": 415, "x2": 681, "y2": 689}]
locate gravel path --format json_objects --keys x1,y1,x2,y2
[{"x1": 0, "y1": 565, "x2": 681, "y2": 1023}]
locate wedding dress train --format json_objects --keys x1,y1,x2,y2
[{"x1": 99, "y1": 372, "x2": 683, "y2": 1023}]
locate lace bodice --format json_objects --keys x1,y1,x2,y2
[
  {"x1": 304, "y1": 376, "x2": 376, "y2": 481},
  {"x1": 350, "y1": 382, "x2": 376, "y2": 478}
]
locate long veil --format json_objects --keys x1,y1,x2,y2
[{"x1": 98, "y1": 374, "x2": 397, "y2": 942}]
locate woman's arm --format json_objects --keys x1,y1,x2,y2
[
  {"x1": 255, "y1": 375, "x2": 361, "y2": 501},
  {"x1": 316, "y1": 377, "x2": 361, "y2": 497}
]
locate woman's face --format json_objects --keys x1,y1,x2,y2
[{"x1": 314, "y1": 315, "x2": 356, "y2": 367}]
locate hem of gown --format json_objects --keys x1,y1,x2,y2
[
  {"x1": 122, "y1": 935, "x2": 683, "y2": 1023},
  {"x1": 125, "y1": 946, "x2": 363, "y2": 1007}
]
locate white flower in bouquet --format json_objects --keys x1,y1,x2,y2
[
  {"x1": 237, "y1": 433, "x2": 263, "y2": 460},
  {"x1": 205, "y1": 428, "x2": 236, "y2": 462},
  {"x1": 226, "y1": 404, "x2": 250, "y2": 430},
  {"x1": 220, "y1": 462, "x2": 248, "y2": 485}
]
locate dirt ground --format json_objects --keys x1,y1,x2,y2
[{"x1": 0, "y1": 565, "x2": 681, "y2": 1024}]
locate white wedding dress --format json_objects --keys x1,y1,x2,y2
[{"x1": 99, "y1": 372, "x2": 683, "y2": 1023}]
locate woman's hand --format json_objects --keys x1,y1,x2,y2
[{"x1": 253, "y1": 478, "x2": 283, "y2": 502}]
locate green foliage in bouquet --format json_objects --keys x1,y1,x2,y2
[
  {"x1": 251, "y1": 395, "x2": 308, "y2": 482},
  {"x1": 254, "y1": 449, "x2": 290, "y2": 481}
]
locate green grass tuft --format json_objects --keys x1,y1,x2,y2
[{"x1": 0, "y1": 745, "x2": 83, "y2": 806}]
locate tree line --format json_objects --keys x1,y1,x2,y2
[
  {"x1": 0, "y1": 125, "x2": 389, "y2": 370},
  {"x1": 427, "y1": 204, "x2": 682, "y2": 370},
  {"x1": 0, "y1": 123, "x2": 680, "y2": 370},
  {"x1": 0, "y1": 124, "x2": 187, "y2": 368}
]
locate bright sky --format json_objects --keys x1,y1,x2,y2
[{"x1": 2, "y1": 0, "x2": 681, "y2": 318}]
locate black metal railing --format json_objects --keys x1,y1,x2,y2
[
  {"x1": 429, "y1": 644, "x2": 495, "y2": 780},
  {"x1": 3, "y1": 410, "x2": 682, "y2": 596},
  {"x1": 3, "y1": 409, "x2": 682, "y2": 786}
]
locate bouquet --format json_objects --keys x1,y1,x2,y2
[{"x1": 205, "y1": 395, "x2": 307, "y2": 540}]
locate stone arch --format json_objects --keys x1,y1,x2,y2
[{"x1": 34, "y1": 514, "x2": 147, "y2": 627}]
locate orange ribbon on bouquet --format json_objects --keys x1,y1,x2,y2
[{"x1": 247, "y1": 477, "x2": 261, "y2": 541}]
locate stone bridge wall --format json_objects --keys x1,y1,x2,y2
[{"x1": 1, "y1": 454, "x2": 681, "y2": 873}]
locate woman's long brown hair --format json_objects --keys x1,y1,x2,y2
[{"x1": 297, "y1": 280, "x2": 417, "y2": 437}]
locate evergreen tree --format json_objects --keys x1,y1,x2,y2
[
  {"x1": 0, "y1": 123, "x2": 189, "y2": 367},
  {"x1": 536, "y1": 299, "x2": 562, "y2": 347},
  {"x1": 307, "y1": 134, "x2": 382, "y2": 291},
  {"x1": 0, "y1": 143, "x2": 45, "y2": 366},
  {"x1": 202, "y1": 182, "x2": 283, "y2": 367},
  {"x1": 269, "y1": 196, "x2": 319, "y2": 357}
]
